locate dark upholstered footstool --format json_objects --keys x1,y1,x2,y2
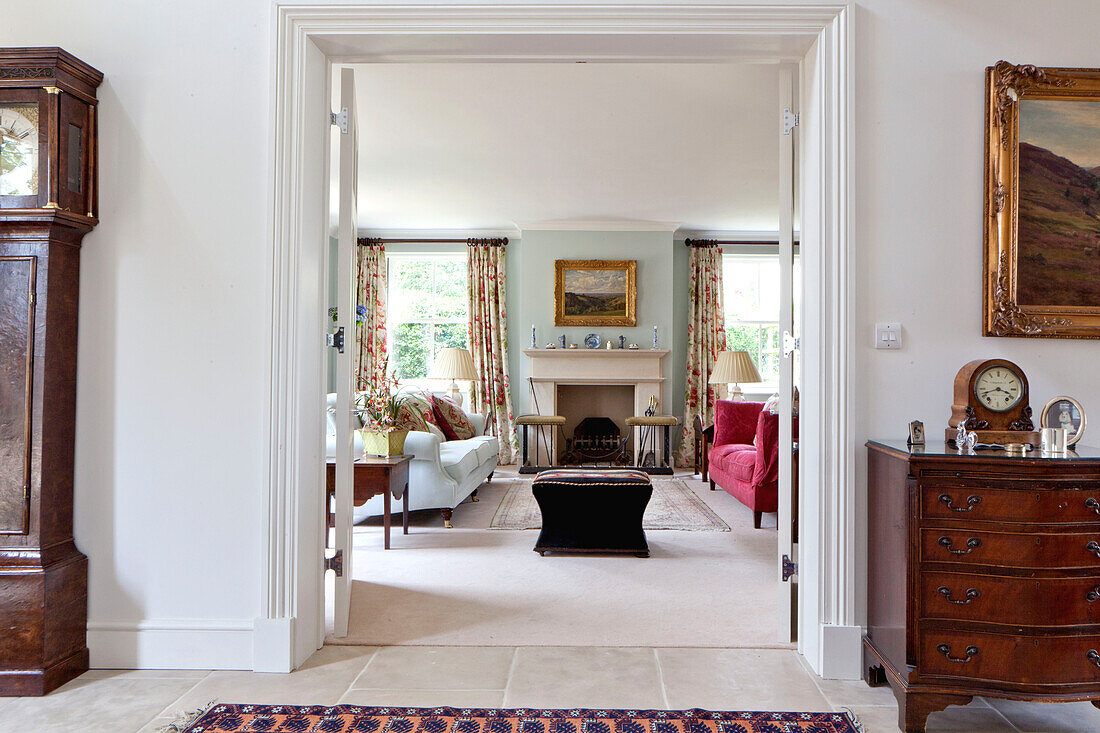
[{"x1": 531, "y1": 469, "x2": 653, "y2": 557}]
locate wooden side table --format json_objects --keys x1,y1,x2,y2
[{"x1": 325, "y1": 455, "x2": 412, "y2": 550}]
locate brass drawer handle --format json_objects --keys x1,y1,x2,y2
[
  {"x1": 1089, "y1": 650, "x2": 1100, "y2": 668},
  {"x1": 939, "y1": 494, "x2": 982, "y2": 512},
  {"x1": 938, "y1": 536, "x2": 981, "y2": 555},
  {"x1": 1087, "y1": 498, "x2": 1100, "y2": 516},
  {"x1": 1087, "y1": 586, "x2": 1100, "y2": 603},
  {"x1": 1088, "y1": 541, "x2": 1100, "y2": 558},
  {"x1": 937, "y1": 644, "x2": 979, "y2": 663},
  {"x1": 937, "y1": 586, "x2": 980, "y2": 604}
]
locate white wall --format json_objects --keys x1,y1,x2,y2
[
  {"x1": 4, "y1": 0, "x2": 1100, "y2": 670},
  {"x1": 852, "y1": 0, "x2": 1100, "y2": 626},
  {"x1": 0, "y1": 0, "x2": 271, "y2": 668}
]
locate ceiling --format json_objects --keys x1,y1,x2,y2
[{"x1": 337, "y1": 61, "x2": 785, "y2": 233}]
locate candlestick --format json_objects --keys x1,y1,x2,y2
[
  {"x1": 653, "y1": 326, "x2": 658, "y2": 349},
  {"x1": 531, "y1": 325, "x2": 536, "y2": 349}
]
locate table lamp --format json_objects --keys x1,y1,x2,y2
[
  {"x1": 431, "y1": 348, "x2": 478, "y2": 406},
  {"x1": 708, "y1": 350, "x2": 761, "y2": 401}
]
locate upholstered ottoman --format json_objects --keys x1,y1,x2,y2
[{"x1": 531, "y1": 469, "x2": 653, "y2": 557}]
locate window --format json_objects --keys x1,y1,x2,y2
[
  {"x1": 386, "y1": 254, "x2": 468, "y2": 383},
  {"x1": 722, "y1": 252, "x2": 787, "y2": 386}
]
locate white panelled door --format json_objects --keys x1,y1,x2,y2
[
  {"x1": 777, "y1": 65, "x2": 799, "y2": 644},
  {"x1": 331, "y1": 67, "x2": 359, "y2": 638}
]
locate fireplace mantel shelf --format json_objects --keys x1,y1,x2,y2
[
  {"x1": 523, "y1": 349, "x2": 669, "y2": 358},
  {"x1": 529, "y1": 377, "x2": 665, "y2": 384}
]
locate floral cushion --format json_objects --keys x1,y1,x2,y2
[
  {"x1": 432, "y1": 395, "x2": 476, "y2": 441},
  {"x1": 394, "y1": 402, "x2": 431, "y2": 433}
]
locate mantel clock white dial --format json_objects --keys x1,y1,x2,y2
[
  {"x1": 0, "y1": 103, "x2": 39, "y2": 196},
  {"x1": 973, "y1": 364, "x2": 1024, "y2": 413}
]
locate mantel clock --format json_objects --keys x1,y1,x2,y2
[
  {"x1": 0, "y1": 47, "x2": 102, "y2": 696},
  {"x1": 946, "y1": 358, "x2": 1041, "y2": 446}
]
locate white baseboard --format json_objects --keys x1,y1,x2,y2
[
  {"x1": 818, "y1": 624, "x2": 863, "y2": 680},
  {"x1": 252, "y1": 616, "x2": 297, "y2": 673},
  {"x1": 87, "y1": 619, "x2": 253, "y2": 670}
]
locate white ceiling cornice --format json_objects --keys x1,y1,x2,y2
[{"x1": 515, "y1": 219, "x2": 681, "y2": 232}]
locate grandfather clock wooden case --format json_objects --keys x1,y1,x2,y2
[{"x1": 0, "y1": 48, "x2": 101, "y2": 695}]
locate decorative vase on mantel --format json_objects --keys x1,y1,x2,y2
[{"x1": 362, "y1": 428, "x2": 408, "y2": 458}]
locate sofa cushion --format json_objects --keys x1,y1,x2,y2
[
  {"x1": 709, "y1": 443, "x2": 757, "y2": 483},
  {"x1": 394, "y1": 401, "x2": 431, "y2": 433},
  {"x1": 438, "y1": 440, "x2": 482, "y2": 482},
  {"x1": 432, "y1": 395, "x2": 476, "y2": 440},
  {"x1": 713, "y1": 400, "x2": 765, "y2": 447},
  {"x1": 468, "y1": 435, "x2": 500, "y2": 465}
]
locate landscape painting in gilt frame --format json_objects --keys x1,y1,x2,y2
[
  {"x1": 984, "y1": 61, "x2": 1100, "y2": 338},
  {"x1": 554, "y1": 259, "x2": 637, "y2": 327}
]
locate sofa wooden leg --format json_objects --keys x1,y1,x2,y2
[
  {"x1": 487, "y1": 471, "x2": 494, "y2": 481},
  {"x1": 709, "y1": 479, "x2": 716, "y2": 491},
  {"x1": 753, "y1": 511, "x2": 762, "y2": 529},
  {"x1": 470, "y1": 489, "x2": 479, "y2": 502},
  {"x1": 441, "y1": 508, "x2": 453, "y2": 529}
]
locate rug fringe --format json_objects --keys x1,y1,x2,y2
[
  {"x1": 158, "y1": 700, "x2": 217, "y2": 732},
  {"x1": 839, "y1": 707, "x2": 865, "y2": 733}
]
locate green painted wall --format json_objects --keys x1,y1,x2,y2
[{"x1": 509, "y1": 229, "x2": 686, "y2": 445}]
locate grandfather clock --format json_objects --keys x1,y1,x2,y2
[{"x1": 0, "y1": 48, "x2": 101, "y2": 695}]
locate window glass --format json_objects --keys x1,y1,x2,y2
[
  {"x1": 722, "y1": 252, "x2": 792, "y2": 386},
  {"x1": 387, "y1": 254, "x2": 468, "y2": 383}
]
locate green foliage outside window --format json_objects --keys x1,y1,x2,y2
[{"x1": 388, "y1": 255, "x2": 468, "y2": 381}]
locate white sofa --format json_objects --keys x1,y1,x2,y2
[{"x1": 325, "y1": 393, "x2": 499, "y2": 527}]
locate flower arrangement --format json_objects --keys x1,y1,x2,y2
[
  {"x1": 329, "y1": 305, "x2": 369, "y2": 324},
  {"x1": 356, "y1": 370, "x2": 408, "y2": 433}
]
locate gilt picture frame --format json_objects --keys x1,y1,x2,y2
[
  {"x1": 554, "y1": 259, "x2": 637, "y2": 327},
  {"x1": 984, "y1": 61, "x2": 1100, "y2": 339}
]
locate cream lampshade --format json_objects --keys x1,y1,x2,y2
[
  {"x1": 431, "y1": 348, "x2": 478, "y2": 406},
  {"x1": 708, "y1": 350, "x2": 762, "y2": 401}
]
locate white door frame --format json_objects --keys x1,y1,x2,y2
[{"x1": 260, "y1": 2, "x2": 856, "y2": 678}]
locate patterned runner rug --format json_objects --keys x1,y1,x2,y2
[
  {"x1": 171, "y1": 704, "x2": 859, "y2": 733},
  {"x1": 490, "y1": 478, "x2": 730, "y2": 532}
]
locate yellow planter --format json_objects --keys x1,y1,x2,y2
[{"x1": 361, "y1": 429, "x2": 408, "y2": 458}]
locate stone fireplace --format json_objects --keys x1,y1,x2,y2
[{"x1": 523, "y1": 348, "x2": 669, "y2": 465}]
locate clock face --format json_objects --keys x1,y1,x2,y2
[
  {"x1": 974, "y1": 365, "x2": 1024, "y2": 413},
  {"x1": 0, "y1": 103, "x2": 39, "y2": 197}
]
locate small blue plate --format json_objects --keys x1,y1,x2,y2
[{"x1": 584, "y1": 333, "x2": 600, "y2": 349}]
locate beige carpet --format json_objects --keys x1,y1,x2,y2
[
  {"x1": 328, "y1": 468, "x2": 785, "y2": 648},
  {"x1": 490, "y1": 477, "x2": 730, "y2": 531}
]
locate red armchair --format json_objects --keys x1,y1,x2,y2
[{"x1": 707, "y1": 400, "x2": 794, "y2": 529}]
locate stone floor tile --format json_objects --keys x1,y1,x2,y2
[
  {"x1": 505, "y1": 647, "x2": 664, "y2": 709},
  {"x1": 161, "y1": 645, "x2": 378, "y2": 713},
  {"x1": 351, "y1": 647, "x2": 515, "y2": 691},
  {"x1": 657, "y1": 648, "x2": 830, "y2": 712},
  {"x1": 0, "y1": 677, "x2": 197, "y2": 733},
  {"x1": 983, "y1": 696, "x2": 1100, "y2": 732},
  {"x1": 340, "y1": 689, "x2": 507, "y2": 708}
]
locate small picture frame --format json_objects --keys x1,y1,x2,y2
[
  {"x1": 1040, "y1": 396, "x2": 1086, "y2": 447},
  {"x1": 908, "y1": 420, "x2": 926, "y2": 446}
]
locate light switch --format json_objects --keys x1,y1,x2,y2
[{"x1": 875, "y1": 322, "x2": 902, "y2": 350}]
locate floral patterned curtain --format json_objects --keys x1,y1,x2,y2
[
  {"x1": 467, "y1": 238, "x2": 519, "y2": 464},
  {"x1": 675, "y1": 242, "x2": 726, "y2": 467},
  {"x1": 355, "y1": 238, "x2": 388, "y2": 393}
]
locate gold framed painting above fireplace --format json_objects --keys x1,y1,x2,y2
[
  {"x1": 554, "y1": 259, "x2": 637, "y2": 327},
  {"x1": 984, "y1": 61, "x2": 1100, "y2": 339}
]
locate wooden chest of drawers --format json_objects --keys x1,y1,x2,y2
[{"x1": 864, "y1": 440, "x2": 1100, "y2": 732}]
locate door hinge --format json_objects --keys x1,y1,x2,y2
[
  {"x1": 782, "y1": 107, "x2": 799, "y2": 135},
  {"x1": 330, "y1": 107, "x2": 349, "y2": 134},
  {"x1": 782, "y1": 330, "x2": 800, "y2": 357},
  {"x1": 327, "y1": 326, "x2": 345, "y2": 353},
  {"x1": 325, "y1": 550, "x2": 344, "y2": 577},
  {"x1": 782, "y1": 554, "x2": 798, "y2": 582}
]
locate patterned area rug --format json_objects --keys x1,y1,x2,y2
[
  {"x1": 490, "y1": 478, "x2": 730, "y2": 532},
  {"x1": 173, "y1": 704, "x2": 859, "y2": 733}
]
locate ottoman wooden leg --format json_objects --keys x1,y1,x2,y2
[{"x1": 441, "y1": 508, "x2": 453, "y2": 529}]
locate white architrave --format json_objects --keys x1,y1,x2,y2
[{"x1": 265, "y1": 2, "x2": 855, "y2": 677}]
